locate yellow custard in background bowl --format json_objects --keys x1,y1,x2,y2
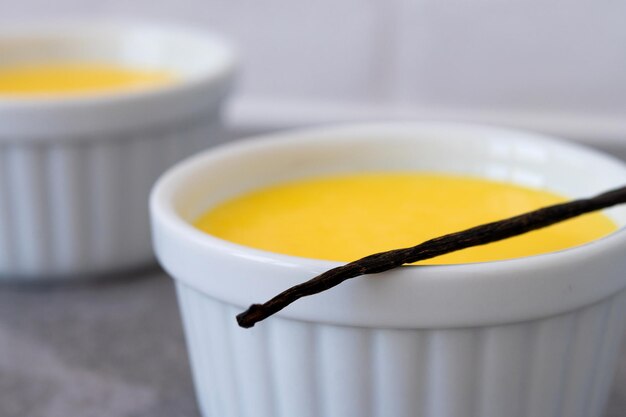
[
  {"x1": 0, "y1": 21, "x2": 237, "y2": 280},
  {"x1": 152, "y1": 123, "x2": 626, "y2": 417},
  {"x1": 0, "y1": 63, "x2": 174, "y2": 96}
]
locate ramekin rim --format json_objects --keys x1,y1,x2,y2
[{"x1": 150, "y1": 122, "x2": 626, "y2": 327}]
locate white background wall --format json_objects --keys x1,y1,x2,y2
[{"x1": 3, "y1": 0, "x2": 626, "y2": 141}]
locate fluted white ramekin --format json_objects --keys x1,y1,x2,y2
[
  {"x1": 151, "y1": 123, "x2": 626, "y2": 417},
  {"x1": 0, "y1": 21, "x2": 236, "y2": 279}
]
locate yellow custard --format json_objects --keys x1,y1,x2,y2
[
  {"x1": 195, "y1": 173, "x2": 617, "y2": 264},
  {"x1": 0, "y1": 63, "x2": 173, "y2": 95}
]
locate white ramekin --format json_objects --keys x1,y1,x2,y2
[
  {"x1": 151, "y1": 123, "x2": 626, "y2": 417},
  {"x1": 0, "y1": 21, "x2": 237, "y2": 279}
]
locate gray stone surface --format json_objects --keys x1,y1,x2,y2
[
  {"x1": 0, "y1": 270, "x2": 198, "y2": 417},
  {"x1": 0, "y1": 268, "x2": 625, "y2": 417}
]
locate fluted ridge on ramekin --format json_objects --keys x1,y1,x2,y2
[
  {"x1": 176, "y1": 282, "x2": 626, "y2": 417},
  {"x1": 0, "y1": 113, "x2": 220, "y2": 279}
]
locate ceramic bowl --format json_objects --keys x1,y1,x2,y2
[
  {"x1": 151, "y1": 123, "x2": 626, "y2": 417},
  {"x1": 0, "y1": 21, "x2": 236, "y2": 279}
]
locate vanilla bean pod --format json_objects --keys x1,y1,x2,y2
[{"x1": 237, "y1": 185, "x2": 626, "y2": 328}]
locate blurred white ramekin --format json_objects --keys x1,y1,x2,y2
[
  {"x1": 151, "y1": 123, "x2": 626, "y2": 417},
  {"x1": 0, "y1": 21, "x2": 236, "y2": 279}
]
